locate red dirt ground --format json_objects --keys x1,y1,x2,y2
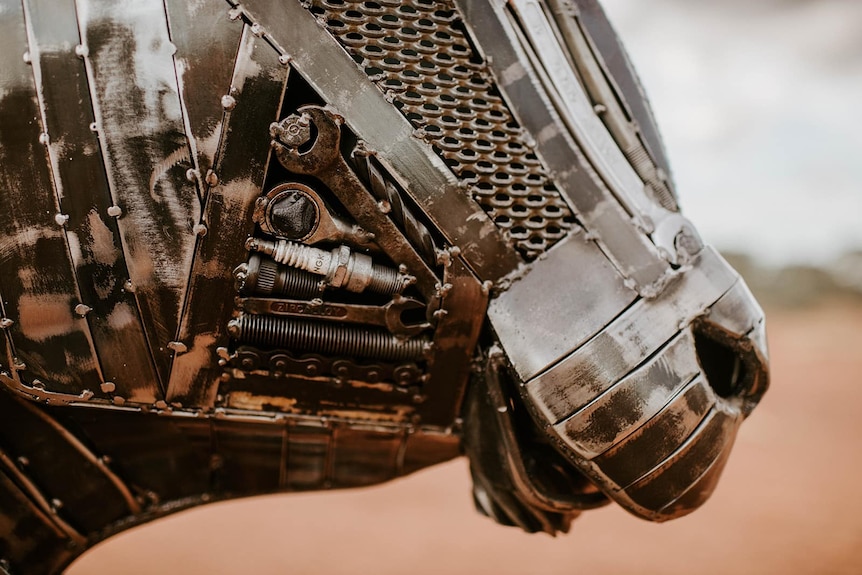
[{"x1": 68, "y1": 304, "x2": 862, "y2": 574}]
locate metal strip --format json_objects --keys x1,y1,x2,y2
[
  {"x1": 509, "y1": 0, "x2": 671, "y2": 231},
  {"x1": 75, "y1": 0, "x2": 202, "y2": 387},
  {"x1": 569, "y1": 0, "x2": 673, "y2": 184},
  {"x1": 623, "y1": 405, "x2": 740, "y2": 510},
  {"x1": 163, "y1": 0, "x2": 243, "y2": 189},
  {"x1": 0, "y1": 467, "x2": 77, "y2": 573},
  {"x1": 0, "y1": 1, "x2": 103, "y2": 396},
  {"x1": 0, "y1": 447, "x2": 85, "y2": 545},
  {"x1": 24, "y1": 0, "x2": 162, "y2": 404},
  {"x1": 590, "y1": 375, "x2": 714, "y2": 487},
  {"x1": 526, "y1": 247, "x2": 738, "y2": 423},
  {"x1": 167, "y1": 24, "x2": 289, "y2": 407},
  {"x1": 455, "y1": 0, "x2": 670, "y2": 292},
  {"x1": 234, "y1": 0, "x2": 521, "y2": 283},
  {"x1": 420, "y1": 255, "x2": 489, "y2": 427},
  {"x1": 556, "y1": 329, "x2": 701, "y2": 458}
]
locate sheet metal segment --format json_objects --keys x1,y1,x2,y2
[
  {"x1": 556, "y1": 328, "x2": 702, "y2": 459},
  {"x1": 621, "y1": 402, "x2": 741, "y2": 516},
  {"x1": 591, "y1": 376, "x2": 715, "y2": 488},
  {"x1": 24, "y1": 0, "x2": 161, "y2": 404},
  {"x1": 570, "y1": 0, "x2": 674, "y2": 187},
  {"x1": 75, "y1": 0, "x2": 202, "y2": 387},
  {"x1": 455, "y1": 0, "x2": 670, "y2": 293},
  {"x1": 167, "y1": 24, "x2": 289, "y2": 407},
  {"x1": 234, "y1": 0, "x2": 521, "y2": 283},
  {"x1": 509, "y1": 0, "x2": 672, "y2": 234},
  {"x1": 0, "y1": 1, "x2": 103, "y2": 396},
  {"x1": 163, "y1": 0, "x2": 243, "y2": 189},
  {"x1": 488, "y1": 230, "x2": 637, "y2": 382},
  {"x1": 526, "y1": 247, "x2": 738, "y2": 424}
]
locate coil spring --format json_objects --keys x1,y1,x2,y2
[
  {"x1": 354, "y1": 154, "x2": 437, "y2": 264},
  {"x1": 229, "y1": 314, "x2": 429, "y2": 362},
  {"x1": 243, "y1": 253, "x2": 324, "y2": 299}
]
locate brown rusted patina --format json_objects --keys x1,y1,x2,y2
[{"x1": 0, "y1": 1, "x2": 768, "y2": 573}]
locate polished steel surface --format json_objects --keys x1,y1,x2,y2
[{"x1": 0, "y1": 0, "x2": 769, "y2": 572}]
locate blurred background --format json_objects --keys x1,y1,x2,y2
[{"x1": 69, "y1": 1, "x2": 862, "y2": 573}]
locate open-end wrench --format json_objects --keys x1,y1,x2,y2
[
  {"x1": 238, "y1": 295, "x2": 431, "y2": 337},
  {"x1": 270, "y1": 105, "x2": 441, "y2": 308}
]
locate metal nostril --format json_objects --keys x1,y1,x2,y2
[{"x1": 693, "y1": 329, "x2": 748, "y2": 399}]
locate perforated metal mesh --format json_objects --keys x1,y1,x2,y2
[{"x1": 309, "y1": 0, "x2": 579, "y2": 259}]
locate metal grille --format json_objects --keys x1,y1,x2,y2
[{"x1": 309, "y1": 0, "x2": 578, "y2": 259}]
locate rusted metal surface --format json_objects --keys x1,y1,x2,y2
[
  {"x1": 23, "y1": 0, "x2": 161, "y2": 404},
  {"x1": 167, "y1": 23, "x2": 289, "y2": 407},
  {"x1": 237, "y1": 0, "x2": 521, "y2": 282},
  {"x1": 76, "y1": 0, "x2": 202, "y2": 389},
  {"x1": 0, "y1": 0, "x2": 770, "y2": 572},
  {"x1": 0, "y1": 0, "x2": 103, "y2": 397}
]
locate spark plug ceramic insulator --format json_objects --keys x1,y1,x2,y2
[{"x1": 245, "y1": 237, "x2": 404, "y2": 295}]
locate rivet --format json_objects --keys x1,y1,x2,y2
[
  {"x1": 185, "y1": 168, "x2": 199, "y2": 183},
  {"x1": 221, "y1": 94, "x2": 236, "y2": 111},
  {"x1": 75, "y1": 44, "x2": 88, "y2": 58},
  {"x1": 100, "y1": 381, "x2": 116, "y2": 393},
  {"x1": 205, "y1": 170, "x2": 219, "y2": 187},
  {"x1": 74, "y1": 303, "x2": 91, "y2": 317},
  {"x1": 251, "y1": 23, "x2": 264, "y2": 37},
  {"x1": 54, "y1": 213, "x2": 69, "y2": 226},
  {"x1": 107, "y1": 205, "x2": 122, "y2": 217},
  {"x1": 38, "y1": 133, "x2": 49, "y2": 145},
  {"x1": 89, "y1": 122, "x2": 98, "y2": 132},
  {"x1": 278, "y1": 54, "x2": 292, "y2": 65},
  {"x1": 154, "y1": 400, "x2": 168, "y2": 409},
  {"x1": 22, "y1": 51, "x2": 31, "y2": 64},
  {"x1": 0, "y1": 318, "x2": 13, "y2": 329},
  {"x1": 194, "y1": 223, "x2": 208, "y2": 237},
  {"x1": 112, "y1": 396, "x2": 125, "y2": 406},
  {"x1": 167, "y1": 341, "x2": 187, "y2": 354},
  {"x1": 123, "y1": 279, "x2": 135, "y2": 293}
]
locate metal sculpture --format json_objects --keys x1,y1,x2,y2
[{"x1": 0, "y1": 0, "x2": 769, "y2": 572}]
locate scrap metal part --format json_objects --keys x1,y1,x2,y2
[{"x1": 0, "y1": 0, "x2": 768, "y2": 572}]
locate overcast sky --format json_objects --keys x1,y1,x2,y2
[{"x1": 600, "y1": 0, "x2": 862, "y2": 265}]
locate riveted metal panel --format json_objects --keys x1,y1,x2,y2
[
  {"x1": 76, "y1": 0, "x2": 202, "y2": 386},
  {"x1": 0, "y1": 1, "x2": 102, "y2": 396},
  {"x1": 24, "y1": 0, "x2": 160, "y2": 403},
  {"x1": 167, "y1": 24, "x2": 289, "y2": 407},
  {"x1": 163, "y1": 0, "x2": 243, "y2": 183}
]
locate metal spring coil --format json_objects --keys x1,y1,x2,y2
[{"x1": 229, "y1": 314, "x2": 429, "y2": 362}]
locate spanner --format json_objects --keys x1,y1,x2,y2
[
  {"x1": 238, "y1": 295, "x2": 431, "y2": 337},
  {"x1": 270, "y1": 105, "x2": 441, "y2": 307}
]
